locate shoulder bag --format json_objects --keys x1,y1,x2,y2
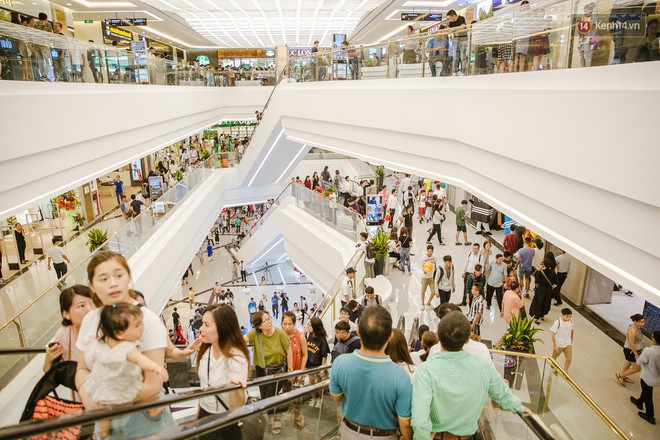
[
  {"x1": 207, "y1": 356, "x2": 267, "y2": 440},
  {"x1": 258, "y1": 332, "x2": 287, "y2": 375}
]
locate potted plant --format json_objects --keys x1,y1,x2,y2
[
  {"x1": 174, "y1": 170, "x2": 184, "y2": 181},
  {"x1": 374, "y1": 166, "x2": 385, "y2": 192},
  {"x1": 371, "y1": 230, "x2": 390, "y2": 276},
  {"x1": 86, "y1": 228, "x2": 108, "y2": 253},
  {"x1": 201, "y1": 149, "x2": 211, "y2": 160},
  {"x1": 496, "y1": 315, "x2": 543, "y2": 386}
]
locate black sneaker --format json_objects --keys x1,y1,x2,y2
[
  {"x1": 485, "y1": 231, "x2": 492, "y2": 236},
  {"x1": 638, "y1": 412, "x2": 656, "y2": 425},
  {"x1": 475, "y1": 231, "x2": 482, "y2": 235},
  {"x1": 630, "y1": 397, "x2": 643, "y2": 410}
]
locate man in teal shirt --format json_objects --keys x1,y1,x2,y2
[
  {"x1": 330, "y1": 306, "x2": 413, "y2": 439},
  {"x1": 411, "y1": 312, "x2": 530, "y2": 439}
]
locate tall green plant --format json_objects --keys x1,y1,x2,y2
[
  {"x1": 86, "y1": 228, "x2": 108, "y2": 253},
  {"x1": 374, "y1": 165, "x2": 385, "y2": 178},
  {"x1": 496, "y1": 315, "x2": 543, "y2": 354},
  {"x1": 371, "y1": 230, "x2": 390, "y2": 260}
]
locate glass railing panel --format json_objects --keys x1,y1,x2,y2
[
  {"x1": 0, "y1": 21, "x2": 275, "y2": 86},
  {"x1": 285, "y1": 0, "x2": 660, "y2": 81},
  {"x1": 490, "y1": 350, "x2": 627, "y2": 439},
  {"x1": 480, "y1": 408, "x2": 542, "y2": 439},
  {"x1": 0, "y1": 327, "x2": 31, "y2": 388}
]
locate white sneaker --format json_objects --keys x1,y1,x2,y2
[
  {"x1": 308, "y1": 399, "x2": 316, "y2": 407},
  {"x1": 315, "y1": 399, "x2": 323, "y2": 408}
]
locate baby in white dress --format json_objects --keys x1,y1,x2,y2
[{"x1": 81, "y1": 303, "x2": 168, "y2": 406}]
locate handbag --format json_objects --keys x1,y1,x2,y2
[
  {"x1": 258, "y1": 333, "x2": 287, "y2": 375},
  {"x1": 206, "y1": 357, "x2": 267, "y2": 440},
  {"x1": 32, "y1": 394, "x2": 83, "y2": 440}
]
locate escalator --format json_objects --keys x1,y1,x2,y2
[{"x1": 0, "y1": 348, "x2": 627, "y2": 439}]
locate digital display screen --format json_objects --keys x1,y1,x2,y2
[
  {"x1": 366, "y1": 196, "x2": 383, "y2": 224},
  {"x1": 642, "y1": 301, "x2": 660, "y2": 338}
]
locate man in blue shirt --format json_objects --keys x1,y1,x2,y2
[
  {"x1": 271, "y1": 292, "x2": 279, "y2": 320},
  {"x1": 113, "y1": 175, "x2": 124, "y2": 205},
  {"x1": 330, "y1": 306, "x2": 412, "y2": 439},
  {"x1": 248, "y1": 298, "x2": 257, "y2": 326},
  {"x1": 425, "y1": 27, "x2": 449, "y2": 77},
  {"x1": 515, "y1": 237, "x2": 536, "y2": 295}
]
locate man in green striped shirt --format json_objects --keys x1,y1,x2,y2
[{"x1": 411, "y1": 312, "x2": 530, "y2": 439}]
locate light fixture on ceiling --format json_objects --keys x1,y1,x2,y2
[
  {"x1": 66, "y1": 2, "x2": 72, "y2": 5},
  {"x1": 275, "y1": 143, "x2": 308, "y2": 184},
  {"x1": 253, "y1": 238, "x2": 285, "y2": 265}
]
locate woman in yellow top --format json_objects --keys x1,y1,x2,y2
[{"x1": 188, "y1": 287, "x2": 195, "y2": 309}]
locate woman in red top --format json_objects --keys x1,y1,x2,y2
[{"x1": 281, "y1": 311, "x2": 307, "y2": 429}]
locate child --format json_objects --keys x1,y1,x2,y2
[
  {"x1": 467, "y1": 284, "x2": 485, "y2": 341},
  {"x1": 81, "y1": 304, "x2": 168, "y2": 406},
  {"x1": 206, "y1": 243, "x2": 213, "y2": 262},
  {"x1": 417, "y1": 189, "x2": 427, "y2": 224},
  {"x1": 551, "y1": 308, "x2": 575, "y2": 372}
]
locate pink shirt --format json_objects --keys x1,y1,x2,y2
[
  {"x1": 501, "y1": 290, "x2": 524, "y2": 324},
  {"x1": 49, "y1": 325, "x2": 82, "y2": 362}
]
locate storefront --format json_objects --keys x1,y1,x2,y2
[{"x1": 217, "y1": 48, "x2": 276, "y2": 69}]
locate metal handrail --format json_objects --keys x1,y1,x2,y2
[
  {"x1": 0, "y1": 153, "x2": 230, "y2": 336},
  {"x1": 396, "y1": 315, "x2": 406, "y2": 334},
  {"x1": 0, "y1": 348, "x2": 46, "y2": 355},
  {"x1": 0, "y1": 364, "x2": 331, "y2": 439},
  {"x1": 520, "y1": 413, "x2": 556, "y2": 440},
  {"x1": 145, "y1": 380, "x2": 331, "y2": 440},
  {"x1": 489, "y1": 349, "x2": 628, "y2": 439}
]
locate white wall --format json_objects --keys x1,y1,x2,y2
[{"x1": 0, "y1": 83, "x2": 272, "y2": 220}]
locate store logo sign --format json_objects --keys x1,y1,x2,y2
[
  {"x1": 576, "y1": 14, "x2": 644, "y2": 35},
  {"x1": 576, "y1": 16, "x2": 592, "y2": 34}
]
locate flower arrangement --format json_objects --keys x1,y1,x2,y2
[
  {"x1": 55, "y1": 191, "x2": 79, "y2": 211},
  {"x1": 316, "y1": 187, "x2": 324, "y2": 194},
  {"x1": 73, "y1": 213, "x2": 86, "y2": 228}
]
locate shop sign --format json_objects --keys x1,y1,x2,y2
[
  {"x1": 0, "y1": 38, "x2": 13, "y2": 50},
  {"x1": 220, "y1": 120, "x2": 258, "y2": 127},
  {"x1": 196, "y1": 55, "x2": 211, "y2": 66},
  {"x1": 105, "y1": 25, "x2": 133, "y2": 41},
  {"x1": 288, "y1": 48, "x2": 312, "y2": 57}
]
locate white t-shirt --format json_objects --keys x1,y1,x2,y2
[
  {"x1": 398, "y1": 362, "x2": 417, "y2": 383},
  {"x1": 46, "y1": 246, "x2": 67, "y2": 264},
  {"x1": 532, "y1": 248, "x2": 545, "y2": 267},
  {"x1": 77, "y1": 303, "x2": 168, "y2": 358},
  {"x1": 556, "y1": 254, "x2": 571, "y2": 274},
  {"x1": 198, "y1": 347, "x2": 249, "y2": 413},
  {"x1": 550, "y1": 318, "x2": 574, "y2": 348}
]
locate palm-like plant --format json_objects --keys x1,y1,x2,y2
[
  {"x1": 86, "y1": 228, "x2": 108, "y2": 253},
  {"x1": 371, "y1": 230, "x2": 390, "y2": 260},
  {"x1": 496, "y1": 315, "x2": 543, "y2": 354}
]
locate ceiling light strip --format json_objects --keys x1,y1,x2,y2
[
  {"x1": 248, "y1": 128, "x2": 285, "y2": 187},
  {"x1": 275, "y1": 144, "x2": 308, "y2": 184}
]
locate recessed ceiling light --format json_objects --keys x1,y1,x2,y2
[{"x1": 66, "y1": 2, "x2": 72, "y2": 5}]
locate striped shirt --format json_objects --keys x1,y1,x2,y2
[{"x1": 411, "y1": 351, "x2": 523, "y2": 438}]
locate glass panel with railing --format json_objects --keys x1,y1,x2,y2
[
  {"x1": 0, "y1": 349, "x2": 630, "y2": 439},
  {"x1": 0, "y1": 152, "x2": 237, "y2": 387},
  {"x1": 0, "y1": 21, "x2": 275, "y2": 86},
  {"x1": 241, "y1": 182, "x2": 367, "y2": 246},
  {"x1": 285, "y1": 0, "x2": 659, "y2": 83}
]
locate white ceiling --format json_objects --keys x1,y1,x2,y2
[{"x1": 140, "y1": 0, "x2": 386, "y2": 48}]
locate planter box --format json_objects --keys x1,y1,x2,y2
[{"x1": 361, "y1": 66, "x2": 388, "y2": 80}]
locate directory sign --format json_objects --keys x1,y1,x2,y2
[
  {"x1": 105, "y1": 18, "x2": 148, "y2": 26},
  {"x1": 401, "y1": 12, "x2": 443, "y2": 21}
]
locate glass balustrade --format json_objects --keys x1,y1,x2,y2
[
  {"x1": 0, "y1": 21, "x2": 275, "y2": 86},
  {"x1": 241, "y1": 182, "x2": 367, "y2": 245},
  {"x1": 0, "y1": 350, "x2": 628, "y2": 439},
  {"x1": 285, "y1": 0, "x2": 659, "y2": 83},
  {"x1": 0, "y1": 152, "x2": 237, "y2": 388}
]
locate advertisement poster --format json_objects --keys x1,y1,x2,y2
[
  {"x1": 148, "y1": 176, "x2": 164, "y2": 200},
  {"x1": 366, "y1": 195, "x2": 383, "y2": 224}
]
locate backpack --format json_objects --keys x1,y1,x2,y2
[
  {"x1": 365, "y1": 242, "x2": 376, "y2": 260},
  {"x1": 363, "y1": 295, "x2": 381, "y2": 306},
  {"x1": 405, "y1": 191, "x2": 415, "y2": 206},
  {"x1": 332, "y1": 335, "x2": 360, "y2": 362}
]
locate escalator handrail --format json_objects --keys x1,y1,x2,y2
[
  {"x1": 141, "y1": 380, "x2": 330, "y2": 440},
  {"x1": 0, "y1": 348, "x2": 46, "y2": 355},
  {"x1": 520, "y1": 413, "x2": 556, "y2": 440},
  {"x1": 0, "y1": 364, "x2": 331, "y2": 439}
]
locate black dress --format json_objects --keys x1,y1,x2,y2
[
  {"x1": 529, "y1": 268, "x2": 557, "y2": 319},
  {"x1": 14, "y1": 229, "x2": 26, "y2": 263}
]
